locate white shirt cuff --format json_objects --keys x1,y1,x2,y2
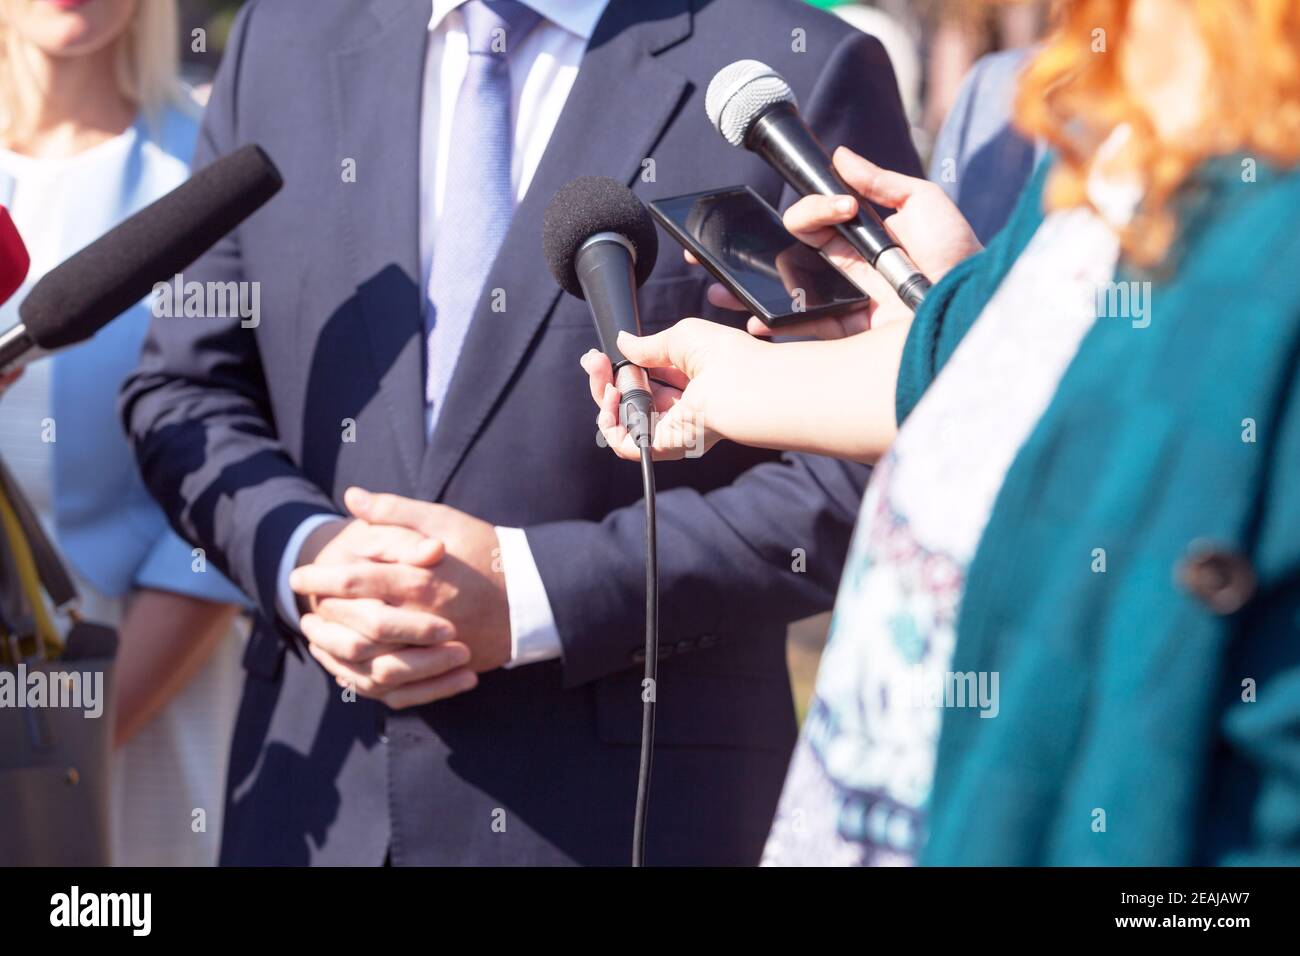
[
  {"x1": 277, "y1": 514, "x2": 345, "y2": 628},
  {"x1": 495, "y1": 526, "x2": 562, "y2": 668}
]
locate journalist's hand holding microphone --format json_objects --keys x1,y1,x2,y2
[
  {"x1": 749, "y1": 147, "x2": 983, "y2": 338},
  {"x1": 581, "y1": 318, "x2": 759, "y2": 460},
  {"x1": 582, "y1": 147, "x2": 982, "y2": 463}
]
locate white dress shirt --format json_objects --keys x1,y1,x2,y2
[{"x1": 277, "y1": 0, "x2": 610, "y2": 666}]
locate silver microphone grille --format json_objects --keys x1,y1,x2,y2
[{"x1": 704, "y1": 59, "x2": 797, "y2": 148}]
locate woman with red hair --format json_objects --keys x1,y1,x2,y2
[{"x1": 583, "y1": 0, "x2": 1300, "y2": 865}]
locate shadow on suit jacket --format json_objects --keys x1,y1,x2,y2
[{"x1": 121, "y1": 0, "x2": 922, "y2": 865}]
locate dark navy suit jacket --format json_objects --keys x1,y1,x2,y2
[{"x1": 121, "y1": 0, "x2": 920, "y2": 865}]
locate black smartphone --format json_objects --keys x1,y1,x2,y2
[{"x1": 649, "y1": 185, "x2": 870, "y2": 328}]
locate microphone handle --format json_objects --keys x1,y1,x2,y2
[
  {"x1": 747, "y1": 103, "x2": 930, "y2": 311},
  {"x1": 577, "y1": 234, "x2": 644, "y2": 364},
  {"x1": 575, "y1": 234, "x2": 654, "y2": 440},
  {"x1": 0, "y1": 324, "x2": 34, "y2": 373}
]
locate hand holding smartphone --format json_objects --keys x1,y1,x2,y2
[{"x1": 649, "y1": 186, "x2": 870, "y2": 328}]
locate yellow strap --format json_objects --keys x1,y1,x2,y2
[{"x1": 0, "y1": 485, "x2": 62, "y2": 659}]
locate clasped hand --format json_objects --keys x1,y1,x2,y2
[{"x1": 289, "y1": 487, "x2": 510, "y2": 708}]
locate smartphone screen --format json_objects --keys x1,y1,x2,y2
[{"x1": 649, "y1": 186, "x2": 869, "y2": 326}]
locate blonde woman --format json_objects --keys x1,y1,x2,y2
[
  {"x1": 0, "y1": 0, "x2": 246, "y2": 866},
  {"x1": 585, "y1": 0, "x2": 1300, "y2": 864}
]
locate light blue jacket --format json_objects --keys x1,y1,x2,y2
[
  {"x1": 0, "y1": 105, "x2": 245, "y2": 606},
  {"x1": 927, "y1": 48, "x2": 1045, "y2": 245}
]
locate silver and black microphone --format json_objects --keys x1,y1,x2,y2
[{"x1": 705, "y1": 59, "x2": 930, "y2": 311}]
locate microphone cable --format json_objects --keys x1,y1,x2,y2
[
  {"x1": 538, "y1": 176, "x2": 664, "y2": 866},
  {"x1": 631, "y1": 413, "x2": 658, "y2": 868}
]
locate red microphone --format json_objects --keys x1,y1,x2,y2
[
  {"x1": 0, "y1": 207, "x2": 32, "y2": 377},
  {"x1": 0, "y1": 207, "x2": 30, "y2": 306}
]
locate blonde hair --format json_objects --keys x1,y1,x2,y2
[
  {"x1": 0, "y1": 0, "x2": 186, "y2": 137},
  {"x1": 1016, "y1": 0, "x2": 1300, "y2": 267}
]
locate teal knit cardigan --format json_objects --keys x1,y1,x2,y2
[{"x1": 899, "y1": 156, "x2": 1300, "y2": 865}]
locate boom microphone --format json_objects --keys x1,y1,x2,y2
[
  {"x1": 0, "y1": 207, "x2": 30, "y2": 307},
  {"x1": 542, "y1": 176, "x2": 659, "y2": 442},
  {"x1": 705, "y1": 59, "x2": 931, "y2": 311},
  {"x1": 0, "y1": 144, "x2": 283, "y2": 371}
]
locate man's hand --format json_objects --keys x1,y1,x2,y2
[
  {"x1": 288, "y1": 495, "x2": 479, "y2": 708},
  {"x1": 291, "y1": 488, "x2": 511, "y2": 678},
  {"x1": 296, "y1": 511, "x2": 444, "y2": 576}
]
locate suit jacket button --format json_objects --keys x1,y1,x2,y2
[{"x1": 1177, "y1": 543, "x2": 1257, "y2": 615}]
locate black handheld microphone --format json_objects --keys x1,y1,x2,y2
[
  {"x1": 0, "y1": 144, "x2": 283, "y2": 372},
  {"x1": 542, "y1": 176, "x2": 660, "y2": 444},
  {"x1": 543, "y1": 176, "x2": 663, "y2": 868},
  {"x1": 705, "y1": 59, "x2": 930, "y2": 311}
]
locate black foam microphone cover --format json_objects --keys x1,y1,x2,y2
[
  {"x1": 18, "y1": 144, "x2": 282, "y2": 349},
  {"x1": 542, "y1": 176, "x2": 658, "y2": 298}
]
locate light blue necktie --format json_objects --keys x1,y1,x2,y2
[{"x1": 425, "y1": 0, "x2": 541, "y2": 430}]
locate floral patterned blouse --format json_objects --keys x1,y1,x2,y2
[{"x1": 763, "y1": 159, "x2": 1140, "y2": 866}]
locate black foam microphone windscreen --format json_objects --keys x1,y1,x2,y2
[
  {"x1": 542, "y1": 176, "x2": 658, "y2": 298},
  {"x1": 18, "y1": 144, "x2": 282, "y2": 349}
]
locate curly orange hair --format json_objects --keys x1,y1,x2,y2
[{"x1": 1015, "y1": 0, "x2": 1300, "y2": 266}]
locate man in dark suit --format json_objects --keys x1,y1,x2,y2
[{"x1": 121, "y1": 0, "x2": 920, "y2": 865}]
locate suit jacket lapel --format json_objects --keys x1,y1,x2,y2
[
  {"x1": 330, "y1": 0, "x2": 431, "y2": 492},
  {"x1": 418, "y1": 0, "x2": 693, "y2": 501}
]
